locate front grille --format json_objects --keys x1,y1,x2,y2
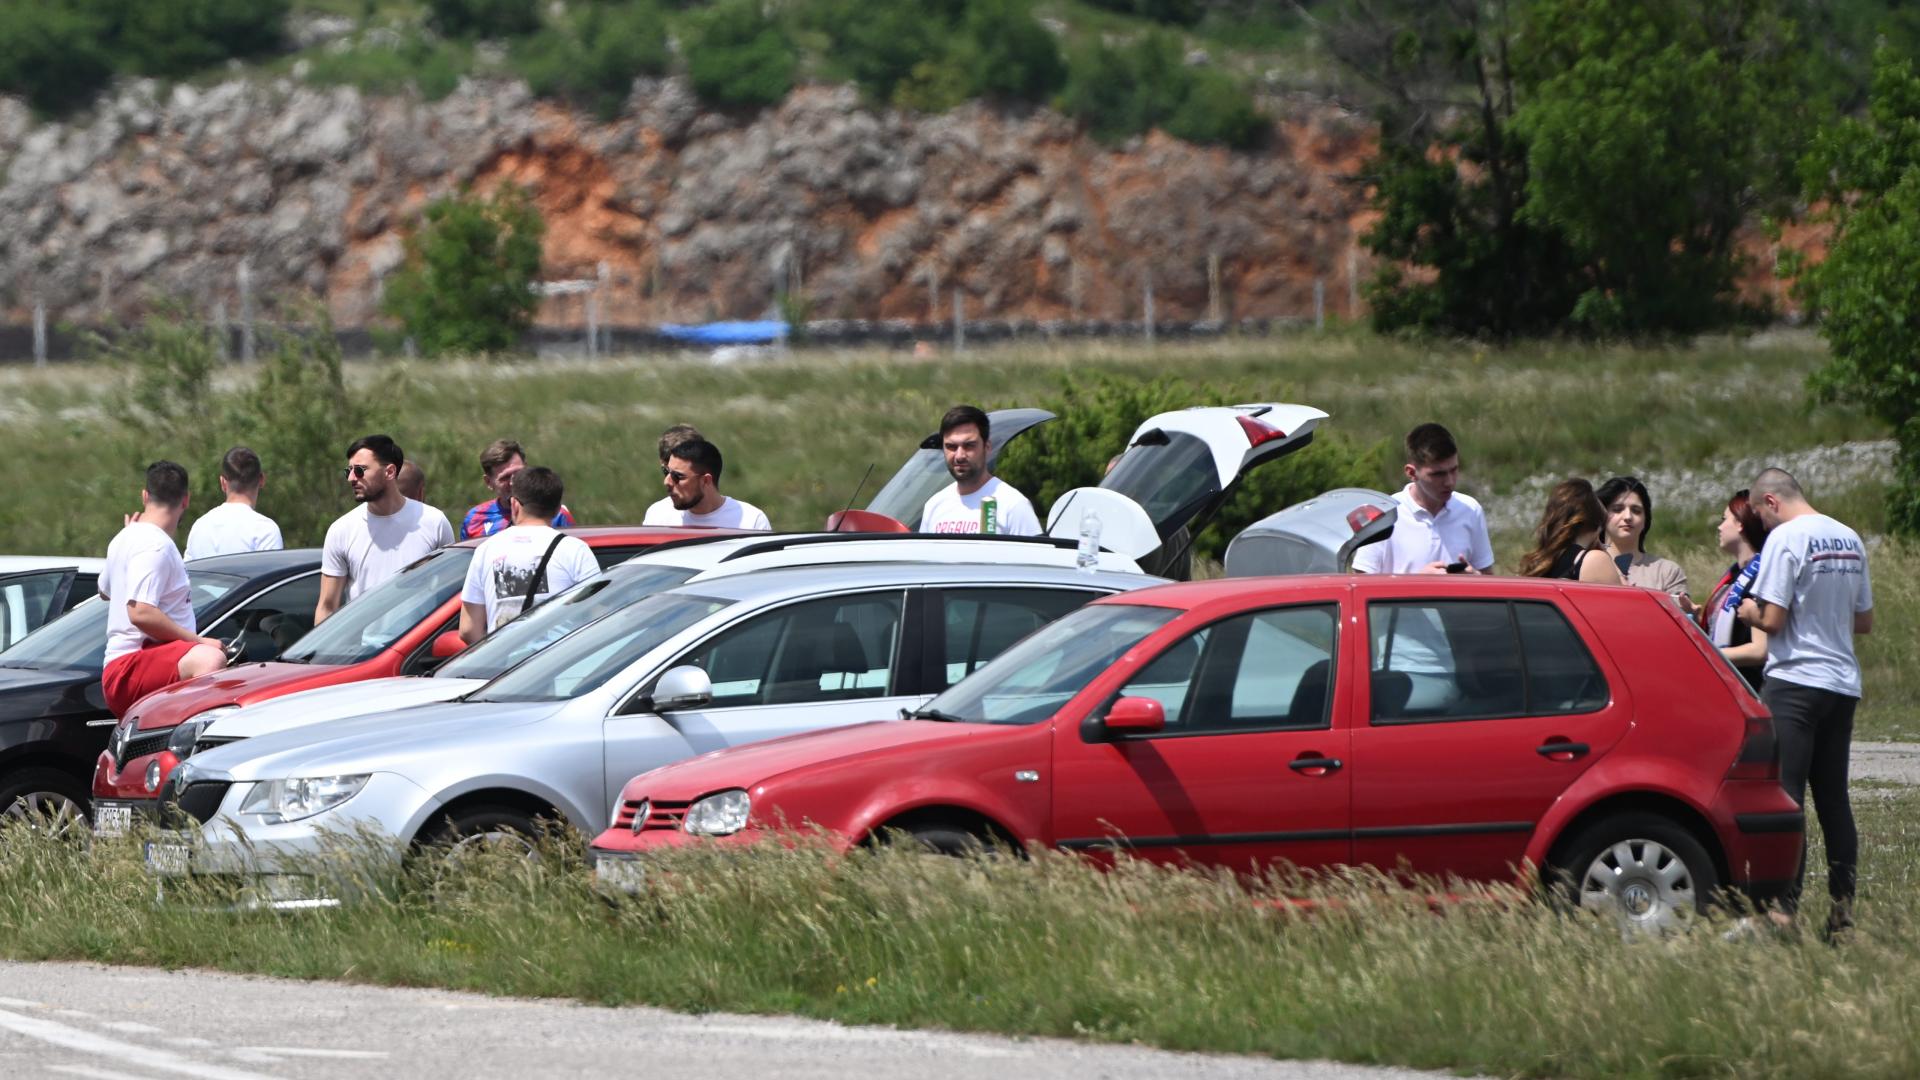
[
  {"x1": 617, "y1": 798, "x2": 689, "y2": 831},
  {"x1": 117, "y1": 729, "x2": 172, "y2": 768},
  {"x1": 190, "y1": 736, "x2": 243, "y2": 757},
  {"x1": 168, "y1": 781, "x2": 233, "y2": 825}
]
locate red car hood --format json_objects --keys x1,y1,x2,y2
[
  {"x1": 126, "y1": 660, "x2": 353, "y2": 731},
  {"x1": 633, "y1": 719, "x2": 1016, "y2": 800}
]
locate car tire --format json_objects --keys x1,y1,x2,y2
[
  {"x1": 1550, "y1": 812, "x2": 1720, "y2": 934},
  {"x1": 0, "y1": 768, "x2": 89, "y2": 835},
  {"x1": 883, "y1": 823, "x2": 1006, "y2": 859},
  {"x1": 418, "y1": 806, "x2": 543, "y2": 857}
]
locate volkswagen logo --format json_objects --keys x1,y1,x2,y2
[{"x1": 629, "y1": 799, "x2": 650, "y2": 834}]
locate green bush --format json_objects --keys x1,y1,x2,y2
[
  {"x1": 514, "y1": 1, "x2": 669, "y2": 118},
  {"x1": 304, "y1": 35, "x2": 468, "y2": 100},
  {"x1": 1059, "y1": 31, "x2": 1265, "y2": 148},
  {"x1": 684, "y1": 0, "x2": 798, "y2": 108},
  {"x1": 995, "y1": 371, "x2": 1385, "y2": 566},
  {"x1": 0, "y1": 2, "x2": 112, "y2": 116},
  {"x1": 104, "y1": 0, "x2": 290, "y2": 78},
  {"x1": 381, "y1": 185, "x2": 546, "y2": 358},
  {"x1": 1083, "y1": 0, "x2": 1204, "y2": 25},
  {"x1": 958, "y1": 0, "x2": 1067, "y2": 103},
  {"x1": 428, "y1": 0, "x2": 540, "y2": 39},
  {"x1": 802, "y1": 0, "x2": 1060, "y2": 109}
]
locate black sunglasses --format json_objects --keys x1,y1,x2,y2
[{"x1": 343, "y1": 464, "x2": 378, "y2": 480}]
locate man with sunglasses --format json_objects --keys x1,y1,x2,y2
[
  {"x1": 314, "y1": 434, "x2": 455, "y2": 624},
  {"x1": 643, "y1": 438, "x2": 771, "y2": 530}
]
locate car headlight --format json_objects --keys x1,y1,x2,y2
[
  {"x1": 682, "y1": 789, "x2": 750, "y2": 836},
  {"x1": 168, "y1": 706, "x2": 240, "y2": 758},
  {"x1": 238, "y1": 775, "x2": 371, "y2": 824}
]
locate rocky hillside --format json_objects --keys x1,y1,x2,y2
[{"x1": 0, "y1": 74, "x2": 1379, "y2": 333}]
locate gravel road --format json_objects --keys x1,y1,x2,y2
[{"x1": 0, "y1": 961, "x2": 1463, "y2": 1080}]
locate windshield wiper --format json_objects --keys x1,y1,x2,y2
[{"x1": 903, "y1": 706, "x2": 966, "y2": 723}]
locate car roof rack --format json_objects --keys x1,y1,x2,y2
[{"x1": 716, "y1": 532, "x2": 1082, "y2": 562}]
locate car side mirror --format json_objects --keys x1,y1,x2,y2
[
  {"x1": 1081, "y1": 695, "x2": 1165, "y2": 742},
  {"x1": 430, "y1": 631, "x2": 466, "y2": 659},
  {"x1": 648, "y1": 665, "x2": 713, "y2": 713}
]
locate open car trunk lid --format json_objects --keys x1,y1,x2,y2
[
  {"x1": 849, "y1": 408, "x2": 1057, "y2": 530},
  {"x1": 1224, "y1": 488, "x2": 1397, "y2": 576}
]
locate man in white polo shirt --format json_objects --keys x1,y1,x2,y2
[
  {"x1": 1351, "y1": 423, "x2": 1495, "y2": 713},
  {"x1": 1352, "y1": 423, "x2": 1495, "y2": 576}
]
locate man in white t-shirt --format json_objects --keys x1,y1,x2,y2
[
  {"x1": 644, "y1": 438, "x2": 772, "y2": 530},
  {"x1": 184, "y1": 446, "x2": 283, "y2": 560},
  {"x1": 917, "y1": 404, "x2": 1040, "y2": 536},
  {"x1": 315, "y1": 435, "x2": 456, "y2": 624},
  {"x1": 101, "y1": 461, "x2": 229, "y2": 717},
  {"x1": 1350, "y1": 424, "x2": 1494, "y2": 712},
  {"x1": 1738, "y1": 467, "x2": 1874, "y2": 937},
  {"x1": 458, "y1": 467, "x2": 601, "y2": 644},
  {"x1": 641, "y1": 423, "x2": 703, "y2": 527}
]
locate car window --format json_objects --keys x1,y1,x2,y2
[
  {"x1": 939, "y1": 588, "x2": 1096, "y2": 689},
  {"x1": 675, "y1": 591, "x2": 905, "y2": 708},
  {"x1": 1117, "y1": 605, "x2": 1337, "y2": 734},
  {"x1": 468, "y1": 592, "x2": 730, "y2": 704},
  {"x1": 1369, "y1": 600, "x2": 1603, "y2": 723},
  {"x1": 279, "y1": 548, "x2": 474, "y2": 666},
  {"x1": 1102, "y1": 430, "x2": 1220, "y2": 535},
  {"x1": 0, "y1": 570, "x2": 71, "y2": 650},
  {"x1": 436, "y1": 563, "x2": 699, "y2": 681},
  {"x1": 0, "y1": 571, "x2": 243, "y2": 675},
  {"x1": 205, "y1": 573, "x2": 324, "y2": 663},
  {"x1": 924, "y1": 603, "x2": 1179, "y2": 726}
]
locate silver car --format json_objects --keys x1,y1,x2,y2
[{"x1": 150, "y1": 562, "x2": 1158, "y2": 906}]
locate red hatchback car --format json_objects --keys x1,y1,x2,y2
[
  {"x1": 591, "y1": 575, "x2": 1805, "y2": 930},
  {"x1": 92, "y1": 526, "x2": 722, "y2": 834}
]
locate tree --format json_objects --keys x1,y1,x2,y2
[
  {"x1": 1798, "y1": 48, "x2": 1920, "y2": 534},
  {"x1": 685, "y1": 0, "x2": 798, "y2": 109},
  {"x1": 381, "y1": 185, "x2": 546, "y2": 357}
]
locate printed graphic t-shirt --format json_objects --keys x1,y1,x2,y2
[
  {"x1": 1751, "y1": 513, "x2": 1874, "y2": 697},
  {"x1": 919, "y1": 477, "x2": 1041, "y2": 536},
  {"x1": 460, "y1": 525, "x2": 601, "y2": 631},
  {"x1": 102, "y1": 521, "x2": 195, "y2": 666},
  {"x1": 184, "y1": 502, "x2": 284, "y2": 560},
  {"x1": 321, "y1": 499, "x2": 456, "y2": 602}
]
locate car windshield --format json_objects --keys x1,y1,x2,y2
[
  {"x1": 436, "y1": 562, "x2": 700, "y2": 681},
  {"x1": 0, "y1": 571, "x2": 248, "y2": 675},
  {"x1": 919, "y1": 603, "x2": 1177, "y2": 726},
  {"x1": 466, "y1": 592, "x2": 729, "y2": 704},
  {"x1": 1102, "y1": 430, "x2": 1221, "y2": 536},
  {"x1": 279, "y1": 549, "x2": 474, "y2": 666},
  {"x1": 864, "y1": 449, "x2": 949, "y2": 529}
]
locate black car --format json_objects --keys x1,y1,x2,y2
[{"x1": 0, "y1": 547, "x2": 322, "y2": 827}]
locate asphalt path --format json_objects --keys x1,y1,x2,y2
[{"x1": 0, "y1": 961, "x2": 1464, "y2": 1080}]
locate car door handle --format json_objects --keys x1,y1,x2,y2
[
  {"x1": 1288, "y1": 756, "x2": 1342, "y2": 775},
  {"x1": 1536, "y1": 741, "x2": 1590, "y2": 760}
]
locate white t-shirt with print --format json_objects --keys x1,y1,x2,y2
[
  {"x1": 644, "y1": 496, "x2": 772, "y2": 531},
  {"x1": 1751, "y1": 512, "x2": 1874, "y2": 698},
  {"x1": 460, "y1": 525, "x2": 602, "y2": 632},
  {"x1": 321, "y1": 499, "x2": 456, "y2": 602},
  {"x1": 184, "y1": 502, "x2": 284, "y2": 561},
  {"x1": 102, "y1": 521, "x2": 195, "y2": 666},
  {"x1": 919, "y1": 476, "x2": 1041, "y2": 536}
]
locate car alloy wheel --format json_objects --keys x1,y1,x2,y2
[{"x1": 1554, "y1": 811, "x2": 1719, "y2": 936}]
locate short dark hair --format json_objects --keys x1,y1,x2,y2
[
  {"x1": 1752, "y1": 467, "x2": 1804, "y2": 503},
  {"x1": 220, "y1": 446, "x2": 263, "y2": 493},
  {"x1": 1404, "y1": 423, "x2": 1458, "y2": 466},
  {"x1": 1597, "y1": 475, "x2": 1655, "y2": 546},
  {"x1": 670, "y1": 438, "x2": 724, "y2": 483},
  {"x1": 347, "y1": 434, "x2": 404, "y2": 469},
  {"x1": 145, "y1": 460, "x2": 190, "y2": 507},
  {"x1": 479, "y1": 438, "x2": 524, "y2": 478},
  {"x1": 658, "y1": 424, "x2": 703, "y2": 463},
  {"x1": 940, "y1": 405, "x2": 990, "y2": 443},
  {"x1": 511, "y1": 466, "x2": 564, "y2": 518}
]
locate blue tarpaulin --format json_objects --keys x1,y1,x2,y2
[{"x1": 657, "y1": 320, "x2": 789, "y2": 345}]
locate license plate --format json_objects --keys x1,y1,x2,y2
[
  {"x1": 144, "y1": 841, "x2": 190, "y2": 876},
  {"x1": 93, "y1": 803, "x2": 133, "y2": 839},
  {"x1": 593, "y1": 854, "x2": 646, "y2": 894}
]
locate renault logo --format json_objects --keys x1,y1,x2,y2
[{"x1": 110, "y1": 721, "x2": 131, "y2": 762}]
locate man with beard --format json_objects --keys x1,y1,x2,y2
[
  {"x1": 314, "y1": 434, "x2": 455, "y2": 624},
  {"x1": 649, "y1": 438, "x2": 771, "y2": 530},
  {"x1": 918, "y1": 404, "x2": 1040, "y2": 536},
  {"x1": 642, "y1": 423, "x2": 705, "y2": 526}
]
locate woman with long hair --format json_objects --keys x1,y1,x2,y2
[
  {"x1": 1519, "y1": 479, "x2": 1625, "y2": 583},
  {"x1": 1598, "y1": 475, "x2": 1691, "y2": 605},
  {"x1": 1700, "y1": 488, "x2": 1770, "y2": 689}
]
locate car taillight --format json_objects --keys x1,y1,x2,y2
[
  {"x1": 1727, "y1": 709, "x2": 1779, "y2": 780},
  {"x1": 1345, "y1": 504, "x2": 1385, "y2": 533},
  {"x1": 1235, "y1": 414, "x2": 1288, "y2": 447}
]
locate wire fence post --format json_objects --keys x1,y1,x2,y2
[
  {"x1": 238, "y1": 259, "x2": 256, "y2": 362},
  {"x1": 32, "y1": 300, "x2": 47, "y2": 368},
  {"x1": 213, "y1": 300, "x2": 231, "y2": 362},
  {"x1": 1143, "y1": 272, "x2": 1155, "y2": 344},
  {"x1": 952, "y1": 288, "x2": 965, "y2": 353},
  {"x1": 1346, "y1": 248, "x2": 1360, "y2": 316},
  {"x1": 1206, "y1": 250, "x2": 1222, "y2": 323},
  {"x1": 1068, "y1": 259, "x2": 1081, "y2": 322},
  {"x1": 99, "y1": 267, "x2": 113, "y2": 320},
  {"x1": 926, "y1": 265, "x2": 940, "y2": 325},
  {"x1": 1313, "y1": 278, "x2": 1326, "y2": 331}
]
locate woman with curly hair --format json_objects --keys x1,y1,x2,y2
[{"x1": 1519, "y1": 479, "x2": 1625, "y2": 584}]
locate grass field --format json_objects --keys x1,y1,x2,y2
[{"x1": 3, "y1": 333, "x2": 1918, "y2": 1075}]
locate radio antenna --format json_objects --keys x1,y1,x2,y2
[{"x1": 835, "y1": 463, "x2": 877, "y2": 530}]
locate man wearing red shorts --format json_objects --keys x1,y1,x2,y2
[{"x1": 100, "y1": 461, "x2": 228, "y2": 718}]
